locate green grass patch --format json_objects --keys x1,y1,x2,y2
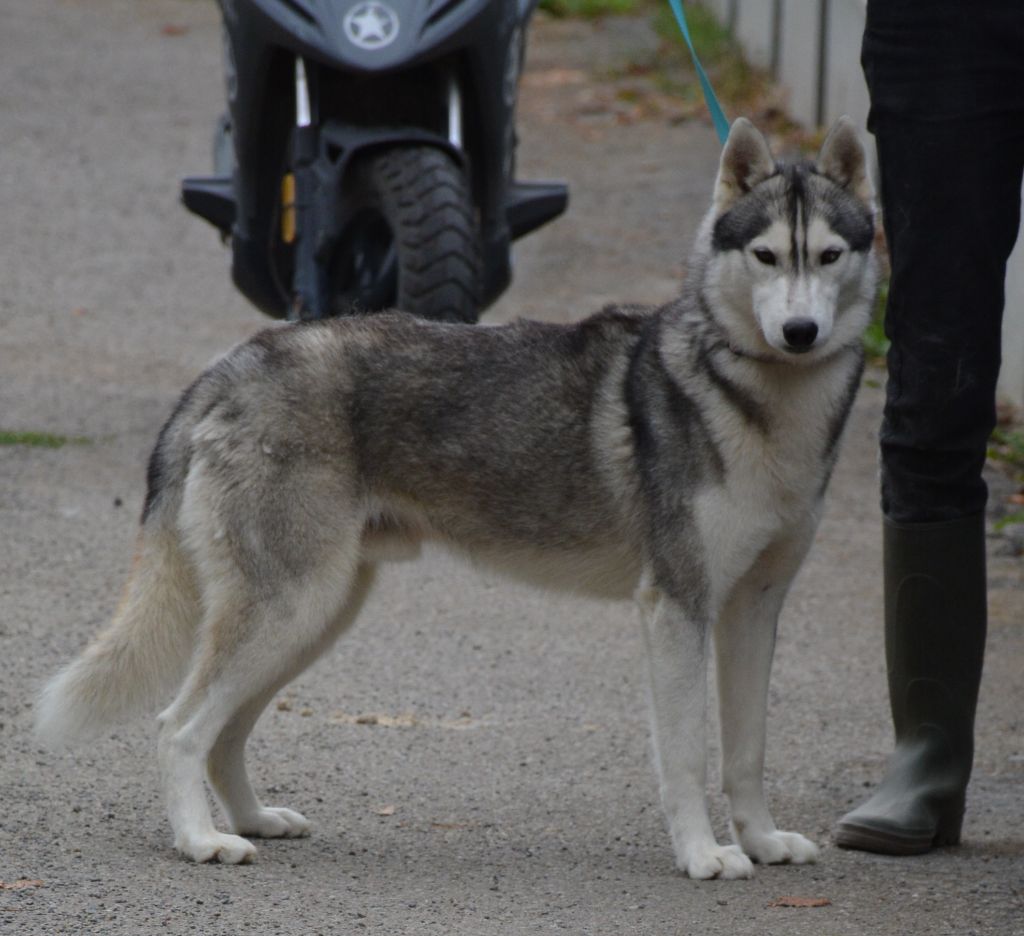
[
  {"x1": 863, "y1": 279, "x2": 890, "y2": 363},
  {"x1": 994, "y1": 509, "x2": 1024, "y2": 532},
  {"x1": 988, "y1": 426, "x2": 1024, "y2": 479},
  {"x1": 539, "y1": 0, "x2": 640, "y2": 17},
  {"x1": 0, "y1": 430, "x2": 91, "y2": 449}
]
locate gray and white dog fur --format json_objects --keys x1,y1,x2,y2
[{"x1": 37, "y1": 118, "x2": 878, "y2": 880}]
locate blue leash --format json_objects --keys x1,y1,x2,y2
[{"x1": 665, "y1": 0, "x2": 730, "y2": 144}]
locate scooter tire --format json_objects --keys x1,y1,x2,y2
[{"x1": 355, "y1": 145, "x2": 482, "y2": 324}]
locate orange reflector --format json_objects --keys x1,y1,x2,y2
[{"x1": 281, "y1": 173, "x2": 296, "y2": 244}]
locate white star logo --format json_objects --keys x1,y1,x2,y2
[{"x1": 343, "y1": 2, "x2": 400, "y2": 51}]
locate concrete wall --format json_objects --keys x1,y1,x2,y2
[{"x1": 700, "y1": 0, "x2": 1024, "y2": 408}]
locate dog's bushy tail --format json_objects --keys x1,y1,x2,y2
[
  {"x1": 36, "y1": 372, "x2": 209, "y2": 746},
  {"x1": 36, "y1": 525, "x2": 200, "y2": 746}
]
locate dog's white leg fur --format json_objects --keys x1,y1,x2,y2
[
  {"x1": 638, "y1": 580, "x2": 754, "y2": 880},
  {"x1": 714, "y1": 526, "x2": 819, "y2": 867},
  {"x1": 207, "y1": 686, "x2": 313, "y2": 841},
  {"x1": 157, "y1": 539, "x2": 365, "y2": 864},
  {"x1": 206, "y1": 565, "x2": 377, "y2": 839}
]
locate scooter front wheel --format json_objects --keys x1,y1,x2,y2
[{"x1": 333, "y1": 145, "x2": 482, "y2": 324}]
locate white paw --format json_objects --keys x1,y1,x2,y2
[
  {"x1": 231, "y1": 806, "x2": 311, "y2": 839},
  {"x1": 680, "y1": 843, "x2": 755, "y2": 880},
  {"x1": 739, "y1": 828, "x2": 819, "y2": 865},
  {"x1": 178, "y1": 831, "x2": 257, "y2": 864}
]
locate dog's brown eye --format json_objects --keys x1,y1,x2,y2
[
  {"x1": 820, "y1": 247, "x2": 843, "y2": 265},
  {"x1": 753, "y1": 247, "x2": 776, "y2": 266}
]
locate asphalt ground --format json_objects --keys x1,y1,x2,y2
[{"x1": 1, "y1": 2, "x2": 1022, "y2": 933}]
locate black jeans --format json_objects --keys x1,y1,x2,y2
[{"x1": 862, "y1": 1, "x2": 1024, "y2": 523}]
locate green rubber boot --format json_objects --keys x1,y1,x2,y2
[{"x1": 835, "y1": 513, "x2": 987, "y2": 855}]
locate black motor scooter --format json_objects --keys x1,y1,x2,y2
[{"x1": 182, "y1": 0, "x2": 568, "y2": 322}]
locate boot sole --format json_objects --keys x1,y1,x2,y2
[{"x1": 835, "y1": 813, "x2": 963, "y2": 856}]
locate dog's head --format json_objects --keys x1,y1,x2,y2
[{"x1": 703, "y1": 117, "x2": 878, "y2": 363}]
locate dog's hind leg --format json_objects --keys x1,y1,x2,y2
[
  {"x1": 157, "y1": 534, "x2": 367, "y2": 864},
  {"x1": 637, "y1": 578, "x2": 754, "y2": 880},
  {"x1": 206, "y1": 564, "x2": 377, "y2": 840},
  {"x1": 714, "y1": 524, "x2": 819, "y2": 867}
]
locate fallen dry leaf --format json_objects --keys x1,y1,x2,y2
[
  {"x1": 330, "y1": 711, "x2": 483, "y2": 730},
  {"x1": 520, "y1": 68, "x2": 587, "y2": 89},
  {"x1": 767, "y1": 896, "x2": 831, "y2": 909},
  {"x1": 356, "y1": 712, "x2": 417, "y2": 727},
  {"x1": 372, "y1": 804, "x2": 396, "y2": 817},
  {"x1": 0, "y1": 880, "x2": 44, "y2": 891}
]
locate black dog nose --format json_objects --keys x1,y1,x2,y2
[{"x1": 782, "y1": 317, "x2": 819, "y2": 350}]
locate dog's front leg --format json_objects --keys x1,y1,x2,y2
[
  {"x1": 714, "y1": 528, "x2": 820, "y2": 867},
  {"x1": 637, "y1": 580, "x2": 754, "y2": 880}
]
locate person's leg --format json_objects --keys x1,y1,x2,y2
[
  {"x1": 836, "y1": 513, "x2": 987, "y2": 853},
  {"x1": 877, "y1": 112, "x2": 1022, "y2": 525},
  {"x1": 836, "y1": 99, "x2": 1024, "y2": 851}
]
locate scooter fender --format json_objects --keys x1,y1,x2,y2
[
  {"x1": 302, "y1": 122, "x2": 466, "y2": 254},
  {"x1": 316, "y1": 123, "x2": 464, "y2": 185}
]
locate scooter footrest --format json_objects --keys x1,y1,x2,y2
[
  {"x1": 506, "y1": 180, "x2": 568, "y2": 240},
  {"x1": 182, "y1": 175, "x2": 236, "y2": 234}
]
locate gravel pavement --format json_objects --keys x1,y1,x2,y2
[{"x1": 2, "y1": 2, "x2": 1022, "y2": 933}]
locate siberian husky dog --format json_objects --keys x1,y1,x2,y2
[{"x1": 37, "y1": 118, "x2": 877, "y2": 879}]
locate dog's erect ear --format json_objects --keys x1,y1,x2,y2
[
  {"x1": 817, "y1": 116, "x2": 874, "y2": 208},
  {"x1": 713, "y1": 118, "x2": 776, "y2": 213}
]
